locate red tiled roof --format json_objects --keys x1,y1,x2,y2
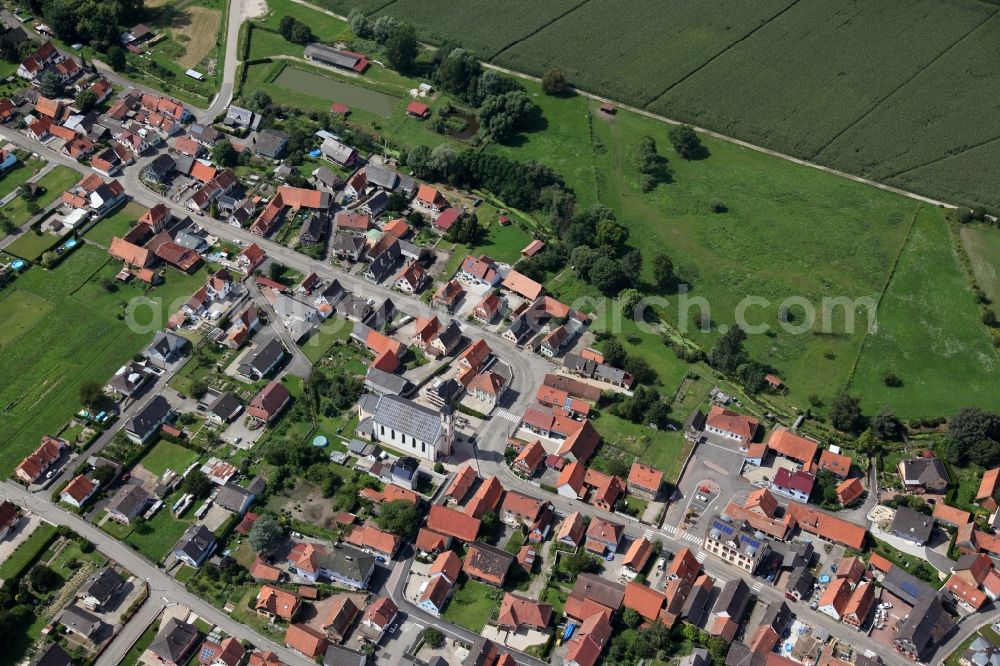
[
  {"x1": 284, "y1": 624, "x2": 327, "y2": 657},
  {"x1": 465, "y1": 475, "x2": 504, "y2": 519},
  {"x1": 785, "y1": 501, "x2": 868, "y2": 550},
  {"x1": 250, "y1": 558, "x2": 282, "y2": 582},
  {"x1": 978, "y1": 467, "x2": 1000, "y2": 502},
  {"x1": 627, "y1": 462, "x2": 663, "y2": 493},
  {"x1": 624, "y1": 581, "x2": 665, "y2": 621},
  {"x1": 415, "y1": 528, "x2": 449, "y2": 553},
  {"x1": 62, "y1": 474, "x2": 95, "y2": 502},
  {"x1": 946, "y1": 574, "x2": 987, "y2": 610},
  {"x1": 622, "y1": 538, "x2": 653, "y2": 571},
  {"x1": 426, "y1": 504, "x2": 480, "y2": 541},
  {"x1": 707, "y1": 405, "x2": 760, "y2": 441},
  {"x1": 497, "y1": 592, "x2": 551, "y2": 630},
  {"x1": 556, "y1": 512, "x2": 585, "y2": 546},
  {"x1": 256, "y1": 585, "x2": 300, "y2": 621},
  {"x1": 430, "y1": 550, "x2": 462, "y2": 582},
  {"x1": 766, "y1": 428, "x2": 819, "y2": 462},
  {"x1": 836, "y1": 477, "x2": 864, "y2": 505},
  {"x1": 501, "y1": 270, "x2": 543, "y2": 301},
  {"x1": 818, "y1": 449, "x2": 852, "y2": 477},
  {"x1": 445, "y1": 464, "x2": 477, "y2": 501},
  {"x1": 933, "y1": 502, "x2": 971, "y2": 526},
  {"x1": 345, "y1": 523, "x2": 400, "y2": 557}
]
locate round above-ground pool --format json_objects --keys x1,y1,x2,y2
[{"x1": 312, "y1": 435, "x2": 328, "y2": 448}]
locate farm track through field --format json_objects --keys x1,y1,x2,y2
[
  {"x1": 642, "y1": 0, "x2": 803, "y2": 109},
  {"x1": 810, "y1": 8, "x2": 999, "y2": 161},
  {"x1": 843, "y1": 206, "x2": 920, "y2": 387},
  {"x1": 487, "y1": 0, "x2": 594, "y2": 60}
]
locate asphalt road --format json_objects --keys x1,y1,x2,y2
[{"x1": 0, "y1": 481, "x2": 315, "y2": 666}]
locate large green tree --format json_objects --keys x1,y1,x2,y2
[
  {"x1": 248, "y1": 514, "x2": 285, "y2": 555},
  {"x1": 384, "y1": 24, "x2": 418, "y2": 72},
  {"x1": 376, "y1": 499, "x2": 421, "y2": 539}
]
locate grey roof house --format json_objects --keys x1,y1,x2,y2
[
  {"x1": 78, "y1": 567, "x2": 125, "y2": 611},
  {"x1": 223, "y1": 105, "x2": 261, "y2": 131},
  {"x1": 148, "y1": 618, "x2": 200, "y2": 666},
  {"x1": 252, "y1": 128, "x2": 288, "y2": 159},
  {"x1": 145, "y1": 330, "x2": 190, "y2": 366},
  {"x1": 891, "y1": 505, "x2": 935, "y2": 545},
  {"x1": 105, "y1": 484, "x2": 153, "y2": 525},
  {"x1": 106, "y1": 361, "x2": 156, "y2": 397},
  {"x1": 173, "y1": 524, "x2": 217, "y2": 567},
  {"x1": 237, "y1": 338, "x2": 287, "y2": 380},
  {"x1": 125, "y1": 395, "x2": 172, "y2": 444}
]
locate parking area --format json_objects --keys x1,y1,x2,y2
[
  {"x1": 867, "y1": 590, "x2": 910, "y2": 650},
  {"x1": 0, "y1": 514, "x2": 41, "y2": 563},
  {"x1": 743, "y1": 455, "x2": 800, "y2": 487},
  {"x1": 665, "y1": 438, "x2": 746, "y2": 529}
]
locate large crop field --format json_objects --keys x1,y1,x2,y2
[
  {"x1": 332, "y1": 0, "x2": 1000, "y2": 209},
  {"x1": 849, "y1": 208, "x2": 1000, "y2": 418}
]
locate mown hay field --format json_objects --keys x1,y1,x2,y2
[{"x1": 334, "y1": 0, "x2": 1000, "y2": 209}]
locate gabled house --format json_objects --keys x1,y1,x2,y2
[{"x1": 463, "y1": 541, "x2": 515, "y2": 587}]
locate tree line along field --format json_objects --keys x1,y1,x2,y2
[{"x1": 328, "y1": 0, "x2": 1000, "y2": 210}]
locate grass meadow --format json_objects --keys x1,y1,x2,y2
[
  {"x1": 961, "y1": 223, "x2": 1000, "y2": 304},
  {"x1": 0, "y1": 245, "x2": 206, "y2": 475},
  {"x1": 850, "y1": 207, "x2": 1000, "y2": 418}
]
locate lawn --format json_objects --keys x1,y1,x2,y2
[
  {"x1": 3, "y1": 230, "x2": 60, "y2": 261},
  {"x1": 0, "y1": 245, "x2": 199, "y2": 476},
  {"x1": 122, "y1": 623, "x2": 159, "y2": 666},
  {"x1": 301, "y1": 315, "x2": 353, "y2": 364},
  {"x1": 440, "y1": 578, "x2": 501, "y2": 632},
  {"x1": 0, "y1": 523, "x2": 57, "y2": 579},
  {"x1": 960, "y1": 223, "x2": 1000, "y2": 305},
  {"x1": 0, "y1": 158, "x2": 43, "y2": 200},
  {"x1": 0, "y1": 289, "x2": 54, "y2": 351},
  {"x1": 125, "y1": 493, "x2": 198, "y2": 562},
  {"x1": 48, "y1": 539, "x2": 107, "y2": 578},
  {"x1": 137, "y1": 440, "x2": 201, "y2": 477},
  {"x1": 1, "y1": 165, "x2": 80, "y2": 227},
  {"x1": 871, "y1": 537, "x2": 942, "y2": 588},
  {"x1": 83, "y1": 202, "x2": 147, "y2": 247},
  {"x1": 850, "y1": 208, "x2": 1000, "y2": 418}
]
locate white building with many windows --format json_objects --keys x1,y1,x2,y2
[{"x1": 356, "y1": 394, "x2": 454, "y2": 461}]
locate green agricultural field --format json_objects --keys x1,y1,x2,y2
[
  {"x1": 815, "y1": 12, "x2": 1000, "y2": 211},
  {"x1": 84, "y1": 202, "x2": 147, "y2": 247},
  {"x1": 349, "y1": 0, "x2": 586, "y2": 59},
  {"x1": 497, "y1": 0, "x2": 797, "y2": 107},
  {"x1": 961, "y1": 224, "x2": 1000, "y2": 304},
  {"x1": 850, "y1": 208, "x2": 1000, "y2": 418},
  {"x1": 336, "y1": 0, "x2": 1000, "y2": 210},
  {"x1": 138, "y1": 440, "x2": 201, "y2": 476},
  {"x1": 0, "y1": 245, "x2": 203, "y2": 475},
  {"x1": 0, "y1": 290, "x2": 54, "y2": 351},
  {"x1": 650, "y1": 0, "x2": 991, "y2": 158}
]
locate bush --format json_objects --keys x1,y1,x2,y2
[{"x1": 709, "y1": 200, "x2": 727, "y2": 213}]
